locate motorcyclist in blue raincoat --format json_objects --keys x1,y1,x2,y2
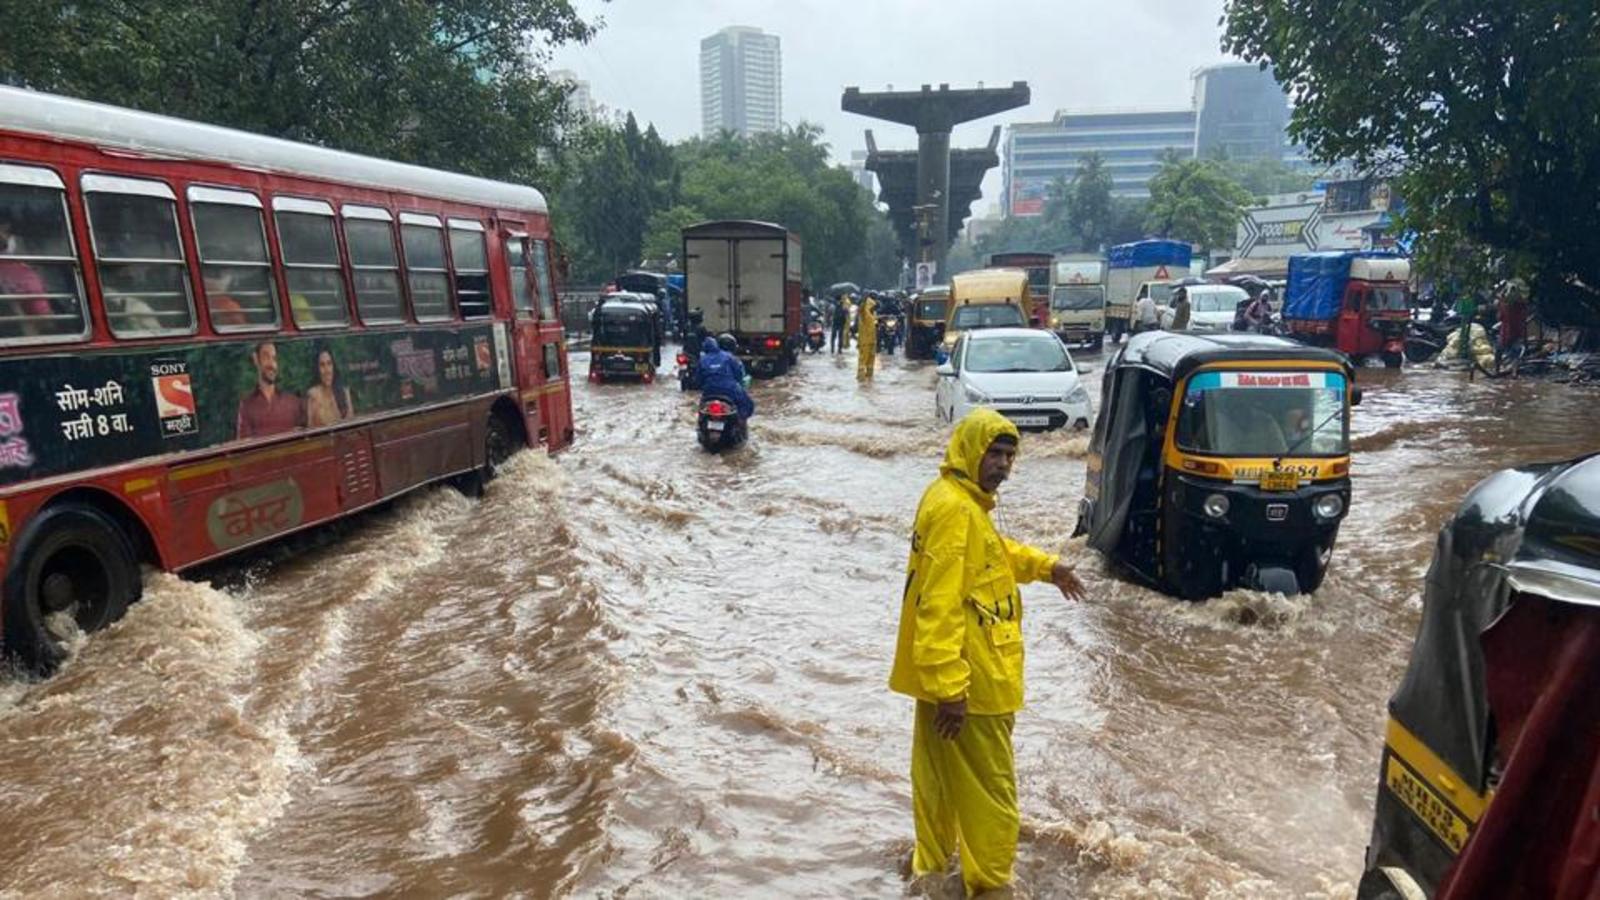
[{"x1": 698, "y1": 335, "x2": 755, "y2": 420}]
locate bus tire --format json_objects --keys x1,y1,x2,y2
[
  {"x1": 3, "y1": 502, "x2": 140, "y2": 675},
  {"x1": 456, "y1": 411, "x2": 518, "y2": 497}
]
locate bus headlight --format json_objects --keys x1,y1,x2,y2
[
  {"x1": 1203, "y1": 493, "x2": 1230, "y2": 519},
  {"x1": 1314, "y1": 494, "x2": 1345, "y2": 519}
]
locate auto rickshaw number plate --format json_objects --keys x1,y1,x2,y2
[
  {"x1": 1384, "y1": 756, "x2": 1471, "y2": 853},
  {"x1": 1260, "y1": 471, "x2": 1300, "y2": 491}
]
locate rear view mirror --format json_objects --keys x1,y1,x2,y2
[
  {"x1": 936, "y1": 363, "x2": 956, "y2": 377},
  {"x1": 1352, "y1": 386, "x2": 1364, "y2": 406}
]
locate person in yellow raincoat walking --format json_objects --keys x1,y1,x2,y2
[
  {"x1": 856, "y1": 293, "x2": 878, "y2": 381},
  {"x1": 890, "y1": 408, "x2": 1087, "y2": 895}
]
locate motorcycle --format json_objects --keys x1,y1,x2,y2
[
  {"x1": 1403, "y1": 313, "x2": 1460, "y2": 364},
  {"x1": 876, "y1": 314, "x2": 900, "y2": 354},
  {"x1": 696, "y1": 395, "x2": 747, "y2": 452}
]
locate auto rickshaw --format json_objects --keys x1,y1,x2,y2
[
  {"x1": 1357, "y1": 453, "x2": 1600, "y2": 900},
  {"x1": 1074, "y1": 331, "x2": 1357, "y2": 598},
  {"x1": 905, "y1": 285, "x2": 949, "y2": 360},
  {"x1": 588, "y1": 293, "x2": 662, "y2": 383}
]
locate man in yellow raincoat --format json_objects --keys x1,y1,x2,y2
[
  {"x1": 856, "y1": 293, "x2": 878, "y2": 381},
  {"x1": 890, "y1": 408, "x2": 1087, "y2": 895}
]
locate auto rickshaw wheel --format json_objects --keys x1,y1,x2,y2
[{"x1": 1381, "y1": 351, "x2": 1403, "y2": 368}]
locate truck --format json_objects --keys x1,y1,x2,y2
[
  {"x1": 1284, "y1": 251, "x2": 1411, "y2": 367},
  {"x1": 1048, "y1": 254, "x2": 1107, "y2": 351},
  {"x1": 986, "y1": 251, "x2": 1053, "y2": 325},
  {"x1": 682, "y1": 220, "x2": 803, "y2": 377},
  {"x1": 1105, "y1": 240, "x2": 1193, "y2": 340}
]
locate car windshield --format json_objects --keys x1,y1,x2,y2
[
  {"x1": 951, "y1": 304, "x2": 1026, "y2": 329},
  {"x1": 1192, "y1": 290, "x2": 1247, "y2": 313},
  {"x1": 964, "y1": 334, "x2": 1071, "y2": 373},
  {"x1": 1051, "y1": 285, "x2": 1103, "y2": 310},
  {"x1": 1147, "y1": 283, "x2": 1175, "y2": 304},
  {"x1": 1176, "y1": 370, "x2": 1348, "y2": 457},
  {"x1": 917, "y1": 299, "x2": 947, "y2": 320}
]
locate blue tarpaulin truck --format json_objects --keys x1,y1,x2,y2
[
  {"x1": 1106, "y1": 240, "x2": 1192, "y2": 341},
  {"x1": 1285, "y1": 251, "x2": 1411, "y2": 367}
]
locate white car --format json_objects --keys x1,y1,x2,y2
[
  {"x1": 1161, "y1": 284, "x2": 1250, "y2": 332},
  {"x1": 934, "y1": 328, "x2": 1094, "y2": 431}
]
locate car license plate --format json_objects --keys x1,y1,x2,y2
[
  {"x1": 1261, "y1": 471, "x2": 1299, "y2": 491},
  {"x1": 707, "y1": 420, "x2": 725, "y2": 432},
  {"x1": 1010, "y1": 415, "x2": 1049, "y2": 428}
]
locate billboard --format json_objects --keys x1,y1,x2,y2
[{"x1": 1010, "y1": 178, "x2": 1048, "y2": 217}]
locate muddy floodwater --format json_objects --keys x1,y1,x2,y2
[{"x1": 1, "y1": 348, "x2": 1596, "y2": 898}]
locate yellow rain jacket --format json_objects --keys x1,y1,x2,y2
[
  {"x1": 889, "y1": 409, "x2": 1059, "y2": 715},
  {"x1": 857, "y1": 297, "x2": 878, "y2": 379}
]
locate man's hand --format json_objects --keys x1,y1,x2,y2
[
  {"x1": 934, "y1": 698, "x2": 967, "y2": 740},
  {"x1": 1050, "y1": 560, "x2": 1088, "y2": 602}
]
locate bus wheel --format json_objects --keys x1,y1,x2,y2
[
  {"x1": 484, "y1": 413, "x2": 516, "y2": 481},
  {"x1": 3, "y1": 503, "x2": 140, "y2": 675}
]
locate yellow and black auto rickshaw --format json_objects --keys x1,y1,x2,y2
[
  {"x1": 905, "y1": 285, "x2": 949, "y2": 360},
  {"x1": 1074, "y1": 331, "x2": 1356, "y2": 598},
  {"x1": 588, "y1": 292, "x2": 662, "y2": 383},
  {"x1": 1357, "y1": 453, "x2": 1600, "y2": 900}
]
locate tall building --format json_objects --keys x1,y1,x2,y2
[
  {"x1": 1004, "y1": 108, "x2": 1196, "y2": 212},
  {"x1": 549, "y1": 69, "x2": 598, "y2": 121},
  {"x1": 700, "y1": 27, "x2": 782, "y2": 138},
  {"x1": 1192, "y1": 63, "x2": 1290, "y2": 161}
]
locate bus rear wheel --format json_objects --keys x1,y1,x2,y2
[{"x1": 3, "y1": 503, "x2": 140, "y2": 675}]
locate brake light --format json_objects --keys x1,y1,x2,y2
[
  {"x1": 706, "y1": 400, "x2": 729, "y2": 416},
  {"x1": 588, "y1": 369, "x2": 600, "y2": 383},
  {"x1": 676, "y1": 353, "x2": 688, "y2": 366},
  {"x1": 764, "y1": 337, "x2": 781, "y2": 349}
]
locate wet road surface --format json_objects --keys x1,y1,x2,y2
[{"x1": 1, "y1": 346, "x2": 1597, "y2": 897}]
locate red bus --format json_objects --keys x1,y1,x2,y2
[
  {"x1": 0, "y1": 86, "x2": 574, "y2": 672},
  {"x1": 985, "y1": 251, "x2": 1052, "y2": 326}
]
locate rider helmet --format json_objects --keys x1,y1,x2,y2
[{"x1": 716, "y1": 333, "x2": 738, "y2": 353}]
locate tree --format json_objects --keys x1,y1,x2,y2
[
  {"x1": 1065, "y1": 153, "x2": 1116, "y2": 251},
  {"x1": 1223, "y1": 1, "x2": 1600, "y2": 324},
  {"x1": 641, "y1": 205, "x2": 705, "y2": 262},
  {"x1": 0, "y1": 1, "x2": 595, "y2": 186},
  {"x1": 1144, "y1": 153, "x2": 1253, "y2": 251},
  {"x1": 1216, "y1": 158, "x2": 1319, "y2": 200},
  {"x1": 554, "y1": 124, "x2": 650, "y2": 283}
]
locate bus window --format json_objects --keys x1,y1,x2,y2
[
  {"x1": 504, "y1": 233, "x2": 535, "y2": 315},
  {"x1": 82, "y1": 174, "x2": 195, "y2": 338},
  {"x1": 273, "y1": 197, "x2": 348, "y2": 328},
  {"x1": 530, "y1": 238, "x2": 556, "y2": 321},
  {"x1": 401, "y1": 213, "x2": 452, "y2": 322},
  {"x1": 188, "y1": 186, "x2": 278, "y2": 332},
  {"x1": 448, "y1": 218, "x2": 490, "y2": 319},
  {"x1": 342, "y1": 205, "x2": 404, "y2": 324},
  {"x1": 0, "y1": 163, "x2": 87, "y2": 343}
]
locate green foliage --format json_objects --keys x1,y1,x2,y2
[
  {"x1": 642, "y1": 205, "x2": 705, "y2": 261},
  {"x1": 1144, "y1": 153, "x2": 1253, "y2": 251},
  {"x1": 1064, "y1": 153, "x2": 1117, "y2": 251},
  {"x1": 0, "y1": 0, "x2": 594, "y2": 187},
  {"x1": 552, "y1": 116, "x2": 679, "y2": 283},
  {"x1": 1223, "y1": 0, "x2": 1600, "y2": 324}
]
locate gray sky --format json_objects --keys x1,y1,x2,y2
[{"x1": 550, "y1": 0, "x2": 1239, "y2": 213}]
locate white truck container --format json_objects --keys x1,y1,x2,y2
[
  {"x1": 1048, "y1": 255, "x2": 1107, "y2": 351},
  {"x1": 682, "y1": 220, "x2": 802, "y2": 375}
]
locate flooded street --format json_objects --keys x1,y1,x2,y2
[{"x1": 2, "y1": 349, "x2": 1597, "y2": 898}]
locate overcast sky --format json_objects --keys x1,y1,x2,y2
[{"x1": 549, "y1": 0, "x2": 1240, "y2": 212}]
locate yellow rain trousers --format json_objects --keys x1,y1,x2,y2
[
  {"x1": 889, "y1": 408, "x2": 1059, "y2": 895},
  {"x1": 857, "y1": 299, "x2": 878, "y2": 380}
]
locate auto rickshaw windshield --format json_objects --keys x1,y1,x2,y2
[{"x1": 1176, "y1": 370, "x2": 1349, "y2": 457}]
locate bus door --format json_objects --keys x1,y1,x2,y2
[
  {"x1": 527, "y1": 235, "x2": 573, "y2": 449},
  {"x1": 503, "y1": 230, "x2": 545, "y2": 447}
]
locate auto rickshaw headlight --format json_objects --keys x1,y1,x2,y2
[
  {"x1": 1203, "y1": 493, "x2": 1230, "y2": 518},
  {"x1": 1314, "y1": 493, "x2": 1345, "y2": 519}
]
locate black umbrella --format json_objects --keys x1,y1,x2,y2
[{"x1": 828, "y1": 282, "x2": 861, "y2": 298}]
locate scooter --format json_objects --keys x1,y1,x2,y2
[
  {"x1": 806, "y1": 320, "x2": 826, "y2": 353},
  {"x1": 696, "y1": 395, "x2": 747, "y2": 452}
]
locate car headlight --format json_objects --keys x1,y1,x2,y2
[
  {"x1": 963, "y1": 384, "x2": 989, "y2": 403},
  {"x1": 1313, "y1": 493, "x2": 1344, "y2": 519},
  {"x1": 1066, "y1": 384, "x2": 1090, "y2": 404},
  {"x1": 1203, "y1": 493, "x2": 1230, "y2": 518}
]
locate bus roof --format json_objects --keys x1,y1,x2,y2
[{"x1": 0, "y1": 85, "x2": 548, "y2": 214}]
